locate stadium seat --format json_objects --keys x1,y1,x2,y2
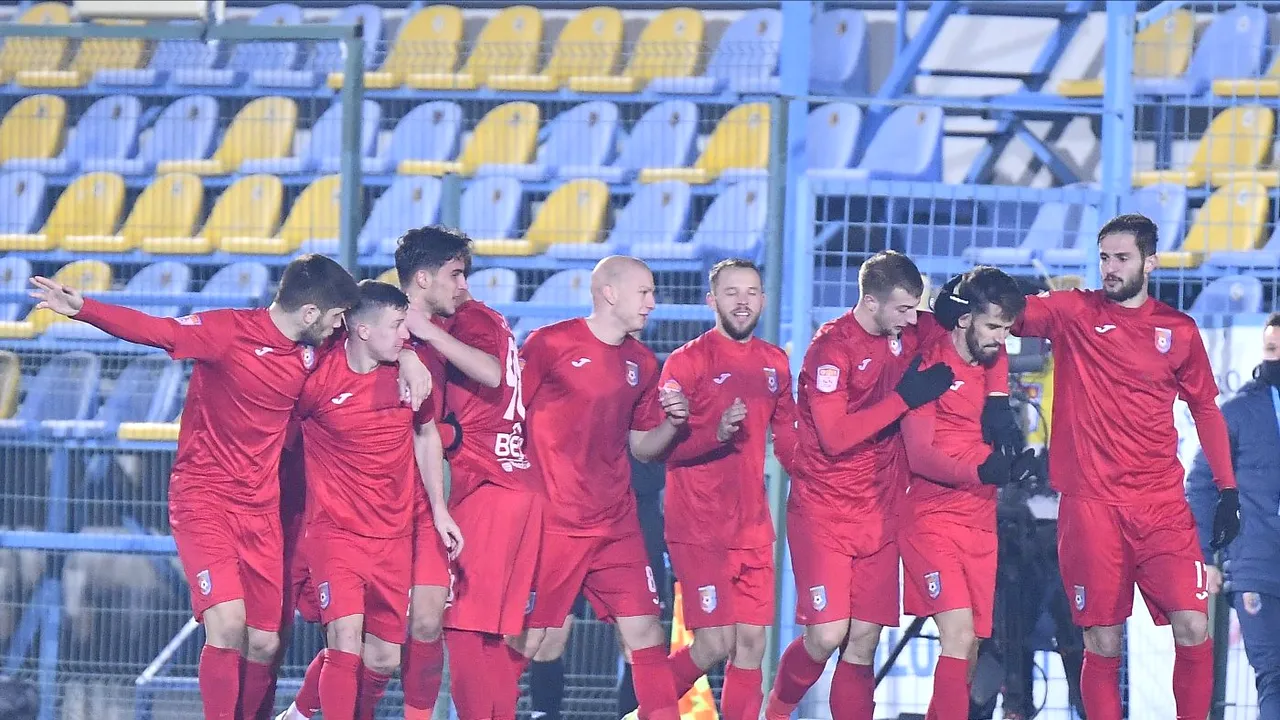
[
  {"x1": 807, "y1": 105, "x2": 942, "y2": 182},
  {"x1": 1158, "y1": 181, "x2": 1268, "y2": 269},
  {"x1": 143, "y1": 174, "x2": 282, "y2": 255},
  {"x1": 6, "y1": 95, "x2": 141, "y2": 175},
  {"x1": 1133, "y1": 106, "x2": 1273, "y2": 187},
  {"x1": 548, "y1": 180, "x2": 691, "y2": 261},
  {"x1": 511, "y1": 268, "x2": 592, "y2": 341},
  {"x1": 1208, "y1": 222, "x2": 1280, "y2": 270},
  {"x1": 1058, "y1": 9, "x2": 1194, "y2": 97},
  {"x1": 1215, "y1": 50, "x2": 1280, "y2": 98},
  {"x1": 0, "y1": 351, "x2": 100, "y2": 437},
  {"x1": 1040, "y1": 185, "x2": 1184, "y2": 268},
  {"x1": 632, "y1": 180, "x2": 768, "y2": 262},
  {"x1": 309, "y1": 176, "x2": 441, "y2": 257},
  {"x1": 806, "y1": 102, "x2": 862, "y2": 172},
  {"x1": 0, "y1": 172, "x2": 125, "y2": 251},
  {"x1": 1135, "y1": 5, "x2": 1267, "y2": 97},
  {"x1": 78, "y1": 356, "x2": 183, "y2": 435},
  {"x1": 0, "y1": 257, "x2": 31, "y2": 322},
  {"x1": 16, "y1": 20, "x2": 146, "y2": 88},
  {"x1": 117, "y1": 418, "x2": 181, "y2": 441},
  {"x1": 347, "y1": 101, "x2": 461, "y2": 176},
  {"x1": 458, "y1": 177, "x2": 523, "y2": 248},
  {"x1": 472, "y1": 178, "x2": 608, "y2": 257},
  {"x1": 0, "y1": 260, "x2": 112, "y2": 339},
  {"x1": 965, "y1": 201, "x2": 1093, "y2": 265},
  {"x1": 640, "y1": 103, "x2": 770, "y2": 185},
  {"x1": 489, "y1": 6, "x2": 623, "y2": 91},
  {"x1": 376, "y1": 268, "x2": 399, "y2": 287},
  {"x1": 1189, "y1": 274, "x2": 1263, "y2": 315},
  {"x1": 63, "y1": 173, "x2": 203, "y2": 253},
  {"x1": 0, "y1": 2, "x2": 72, "y2": 85},
  {"x1": 83, "y1": 95, "x2": 219, "y2": 176},
  {"x1": 0, "y1": 171, "x2": 48, "y2": 236},
  {"x1": 95, "y1": 21, "x2": 218, "y2": 87},
  {"x1": 467, "y1": 268, "x2": 518, "y2": 306},
  {"x1": 650, "y1": 8, "x2": 781, "y2": 95},
  {"x1": 570, "y1": 8, "x2": 704, "y2": 93},
  {"x1": 477, "y1": 101, "x2": 618, "y2": 182},
  {"x1": 338, "y1": 5, "x2": 463, "y2": 90},
  {"x1": 410, "y1": 6, "x2": 543, "y2": 91},
  {"x1": 562, "y1": 100, "x2": 697, "y2": 183},
  {"x1": 399, "y1": 102, "x2": 538, "y2": 177},
  {"x1": 157, "y1": 96, "x2": 297, "y2": 176},
  {"x1": 0, "y1": 350, "x2": 17, "y2": 418},
  {"x1": 811, "y1": 9, "x2": 868, "y2": 96},
  {"x1": 222, "y1": 174, "x2": 339, "y2": 255},
  {"x1": 174, "y1": 3, "x2": 304, "y2": 87},
  {"x1": 46, "y1": 261, "x2": 191, "y2": 341},
  {"x1": 242, "y1": 100, "x2": 380, "y2": 175},
  {"x1": 254, "y1": 4, "x2": 382, "y2": 88},
  {"x1": 0, "y1": 94, "x2": 66, "y2": 166},
  {"x1": 190, "y1": 261, "x2": 271, "y2": 313}
]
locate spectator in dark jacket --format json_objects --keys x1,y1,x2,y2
[{"x1": 1188, "y1": 312, "x2": 1280, "y2": 720}]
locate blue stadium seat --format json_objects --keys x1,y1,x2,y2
[
  {"x1": 467, "y1": 268, "x2": 518, "y2": 306},
  {"x1": 342, "y1": 101, "x2": 462, "y2": 176},
  {"x1": 632, "y1": 180, "x2": 767, "y2": 262},
  {"x1": 95, "y1": 21, "x2": 218, "y2": 87},
  {"x1": 477, "y1": 101, "x2": 619, "y2": 182},
  {"x1": 1135, "y1": 5, "x2": 1267, "y2": 97},
  {"x1": 459, "y1": 176, "x2": 523, "y2": 246},
  {"x1": 0, "y1": 256, "x2": 31, "y2": 322},
  {"x1": 325, "y1": 176, "x2": 441, "y2": 257},
  {"x1": 46, "y1": 262, "x2": 191, "y2": 341},
  {"x1": 0, "y1": 170, "x2": 48, "y2": 236},
  {"x1": 806, "y1": 102, "x2": 862, "y2": 172},
  {"x1": 811, "y1": 9, "x2": 868, "y2": 96},
  {"x1": 1190, "y1": 275, "x2": 1263, "y2": 315},
  {"x1": 650, "y1": 8, "x2": 781, "y2": 95},
  {"x1": 242, "y1": 100, "x2": 380, "y2": 175},
  {"x1": 6, "y1": 95, "x2": 140, "y2": 175},
  {"x1": 83, "y1": 95, "x2": 219, "y2": 176},
  {"x1": 965, "y1": 201, "x2": 1089, "y2": 265},
  {"x1": 806, "y1": 105, "x2": 943, "y2": 182},
  {"x1": 173, "y1": 3, "x2": 304, "y2": 87},
  {"x1": 253, "y1": 4, "x2": 383, "y2": 88},
  {"x1": 190, "y1": 261, "x2": 270, "y2": 314},
  {"x1": 511, "y1": 268, "x2": 592, "y2": 342},
  {"x1": 1208, "y1": 222, "x2": 1280, "y2": 270},
  {"x1": 548, "y1": 181, "x2": 691, "y2": 261},
  {"x1": 0, "y1": 351, "x2": 100, "y2": 437},
  {"x1": 1126, "y1": 183, "x2": 1187, "y2": 251},
  {"x1": 45, "y1": 356, "x2": 183, "y2": 438},
  {"x1": 564, "y1": 101, "x2": 697, "y2": 183}
]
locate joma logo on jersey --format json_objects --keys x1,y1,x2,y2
[{"x1": 331, "y1": 392, "x2": 353, "y2": 405}]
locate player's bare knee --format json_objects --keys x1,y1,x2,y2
[
  {"x1": 202, "y1": 605, "x2": 248, "y2": 650},
  {"x1": 840, "y1": 621, "x2": 882, "y2": 665},
  {"x1": 532, "y1": 629, "x2": 569, "y2": 662},
  {"x1": 803, "y1": 622, "x2": 847, "y2": 659},
  {"x1": 617, "y1": 615, "x2": 665, "y2": 652},
  {"x1": 1083, "y1": 626, "x2": 1124, "y2": 657},
  {"x1": 362, "y1": 641, "x2": 401, "y2": 676},
  {"x1": 938, "y1": 626, "x2": 976, "y2": 659},
  {"x1": 1170, "y1": 611, "x2": 1209, "y2": 646},
  {"x1": 511, "y1": 628, "x2": 544, "y2": 659},
  {"x1": 245, "y1": 629, "x2": 280, "y2": 664},
  {"x1": 732, "y1": 625, "x2": 767, "y2": 668},
  {"x1": 409, "y1": 612, "x2": 442, "y2": 643},
  {"x1": 691, "y1": 627, "x2": 734, "y2": 665}
]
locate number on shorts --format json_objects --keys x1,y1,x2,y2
[
  {"x1": 502, "y1": 337, "x2": 526, "y2": 422},
  {"x1": 1194, "y1": 560, "x2": 1209, "y2": 600},
  {"x1": 644, "y1": 565, "x2": 657, "y2": 594}
]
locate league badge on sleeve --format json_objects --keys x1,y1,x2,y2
[
  {"x1": 810, "y1": 585, "x2": 828, "y2": 612},
  {"x1": 176, "y1": 314, "x2": 202, "y2": 326},
  {"x1": 1074, "y1": 584, "x2": 1086, "y2": 611},
  {"x1": 196, "y1": 569, "x2": 212, "y2": 596},
  {"x1": 698, "y1": 585, "x2": 718, "y2": 613},
  {"x1": 764, "y1": 367, "x2": 778, "y2": 393},
  {"x1": 816, "y1": 365, "x2": 840, "y2": 393},
  {"x1": 625, "y1": 360, "x2": 640, "y2": 387},
  {"x1": 1154, "y1": 327, "x2": 1173, "y2": 354},
  {"x1": 317, "y1": 581, "x2": 331, "y2": 610},
  {"x1": 925, "y1": 571, "x2": 942, "y2": 600}
]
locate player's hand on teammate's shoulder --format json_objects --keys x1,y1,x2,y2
[
  {"x1": 895, "y1": 355, "x2": 955, "y2": 410},
  {"x1": 660, "y1": 386, "x2": 690, "y2": 426},
  {"x1": 716, "y1": 397, "x2": 748, "y2": 443},
  {"x1": 397, "y1": 351, "x2": 433, "y2": 411},
  {"x1": 433, "y1": 507, "x2": 465, "y2": 561},
  {"x1": 405, "y1": 303, "x2": 446, "y2": 344},
  {"x1": 29, "y1": 276, "x2": 84, "y2": 317}
]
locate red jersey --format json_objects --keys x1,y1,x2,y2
[
  {"x1": 900, "y1": 334, "x2": 997, "y2": 530},
  {"x1": 520, "y1": 318, "x2": 664, "y2": 536},
  {"x1": 1013, "y1": 289, "x2": 1236, "y2": 505},
  {"x1": 660, "y1": 329, "x2": 796, "y2": 549},
  {"x1": 75, "y1": 300, "x2": 322, "y2": 513},
  {"x1": 296, "y1": 343, "x2": 434, "y2": 538}
]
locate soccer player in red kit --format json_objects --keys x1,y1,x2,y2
[
  {"x1": 897, "y1": 267, "x2": 1039, "y2": 720},
  {"x1": 520, "y1": 255, "x2": 688, "y2": 720},
  {"x1": 657, "y1": 259, "x2": 799, "y2": 720},
  {"x1": 1011, "y1": 213, "x2": 1241, "y2": 720}
]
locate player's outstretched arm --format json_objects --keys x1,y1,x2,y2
[
  {"x1": 413, "y1": 418, "x2": 463, "y2": 560},
  {"x1": 408, "y1": 310, "x2": 502, "y2": 388},
  {"x1": 630, "y1": 387, "x2": 689, "y2": 462}
]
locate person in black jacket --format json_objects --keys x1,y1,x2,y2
[{"x1": 1188, "y1": 312, "x2": 1280, "y2": 720}]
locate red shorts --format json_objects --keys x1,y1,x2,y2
[
  {"x1": 307, "y1": 524, "x2": 412, "y2": 644},
  {"x1": 527, "y1": 529, "x2": 660, "y2": 628},
  {"x1": 900, "y1": 520, "x2": 998, "y2": 638},
  {"x1": 787, "y1": 509, "x2": 899, "y2": 627},
  {"x1": 282, "y1": 507, "x2": 320, "y2": 625},
  {"x1": 668, "y1": 542, "x2": 774, "y2": 629},
  {"x1": 412, "y1": 502, "x2": 451, "y2": 590},
  {"x1": 443, "y1": 483, "x2": 543, "y2": 636},
  {"x1": 1058, "y1": 495, "x2": 1209, "y2": 628},
  {"x1": 171, "y1": 505, "x2": 284, "y2": 632}
]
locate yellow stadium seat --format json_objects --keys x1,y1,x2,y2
[
  {"x1": 222, "y1": 175, "x2": 340, "y2": 255},
  {"x1": 0, "y1": 260, "x2": 113, "y2": 339},
  {"x1": 473, "y1": 179, "x2": 608, "y2": 256},
  {"x1": 156, "y1": 97, "x2": 297, "y2": 176},
  {"x1": 0, "y1": 350, "x2": 18, "y2": 418},
  {"x1": 332, "y1": 5, "x2": 463, "y2": 90},
  {"x1": 16, "y1": 20, "x2": 145, "y2": 88},
  {"x1": 399, "y1": 102, "x2": 539, "y2": 176},
  {"x1": 64, "y1": 173, "x2": 203, "y2": 253},
  {"x1": 1158, "y1": 181, "x2": 1268, "y2": 268},
  {"x1": 0, "y1": 3, "x2": 72, "y2": 85},
  {"x1": 639, "y1": 103, "x2": 770, "y2": 184},
  {"x1": 117, "y1": 421, "x2": 180, "y2": 441},
  {"x1": 1133, "y1": 106, "x2": 1274, "y2": 187},
  {"x1": 0, "y1": 172, "x2": 124, "y2": 252},
  {"x1": 570, "y1": 8, "x2": 704, "y2": 93},
  {"x1": 409, "y1": 6, "x2": 543, "y2": 90},
  {"x1": 489, "y1": 6, "x2": 623, "y2": 91},
  {"x1": 0, "y1": 94, "x2": 66, "y2": 165},
  {"x1": 1058, "y1": 10, "x2": 1194, "y2": 97},
  {"x1": 143, "y1": 174, "x2": 282, "y2": 255},
  {"x1": 376, "y1": 268, "x2": 399, "y2": 286}
]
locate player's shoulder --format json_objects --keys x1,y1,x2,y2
[
  {"x1": 525, "y1": 317, "x2": 579, "y2": 346},
  {"x1": 750, "y1": 335, "x2": 790, "y2": 364},
  {"x1": 1148, "y1": 299, "x2": 1197, "y2": 329},
  {"x1": 621, "y1": 333, "x2": 659, "y2": 369},
  {"x1": 1034, "y1": 287, "x2": 1098, "y2": 307},
  {"x1": 454, "y1": 299, "x2": 510, "y2": 333}
]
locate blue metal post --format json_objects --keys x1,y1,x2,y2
[
  {"x1": 37, "y1": 449, "x2": 70, "y2": 720},
  {"x1": 1097, "y1": 2, "x2": 1136, "y2": 290},
  {"x1": 338, "y1": 24, "x2": 366, "y2": 274}
]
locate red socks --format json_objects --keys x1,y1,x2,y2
[
  {"x1": 355, "y1": 666, "x2": 391, "y2": 720},
  {"x1": 198, "y1": 645, "x2": 242, "y2": 720},
  {"x1": 830, "y1": 660, "x2": 876, "y2": 720},
  {"x1": 925, "y1": 656, "x2": 968, "y2": 720},
  {"x1": 1174, "y1": 639, "x2": 1213, "y2": 720},
  {"x1": 631, "y1": 645, "x2": 680, "y2": 720},
  {"x1": 765, "y1": 638, "x2": 827, "y2": 719},
  {"x1": 239, "y1": 659, "x2": 275, "y2": 720},
  {"x1": 497, "y1": 641, "x2": 530, "y2": 719},
  {"x1": 401, "y1": 637, "x2": 444, "y2": 716},
  {"x1": 1081, "y1": 651, "x2": 1123, "y2": 720},
  {"x1": 318, "y1": 648, "x2": 361, "y2": 720},
  {"x1": 444, "y1": 629, "x2": 495, "y2": 720},
  {"x1": 668, "y1": 646, "x2": 705, "y2": 700},
  {"x1": 721, "y1": 664, "x2": 763, "y2": 720}
]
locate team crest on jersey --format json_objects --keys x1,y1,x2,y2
[
  {"x1": 1074, "y1": 584, "x2": 1086, "y2": 611},
  {"x1": 525, "y1": 591, "x2": 537, "y2": 615},
  {"x1": 625, "y1": 360, "x2": 640, "y2": 387},
  {"x1": 925, "y1": 571, "x2": 942, "y2": 599},
  {"x1": 889, "y1": 335, "x2": 903, "y2": 357},
  {"x1": 1154, "y1": 327, "x2": 1173, "y2": 354},
  {"x1": 810, "y1": 585, "x2": 828, "y2": 612},
  {"x1": 1243, "y1": 592, "x2": 1263, "y2": 615},
  {"x1": 301, "y1": 345, "x2": 317, "y2": 369},
  {"x1": 661, "y1": 378, "x2": 682, "y2": 394},
  {"x1": 176, "y1": 314, "x2": 202, "y2": 326},
  {"x1": 196, "y1": 569, "x2": 212, "y2": 596},
  {"x1": 698, "y1": 585, "x2": 717, "y2": 613},
  {"x1": 317, "y1": 581, "x2": 331, "y2": 610},
  {"x1": 816, "y1": 364, "x2": 840, "y2": 393},
  {"x1": 764, "y1": 367, "x2": 778, "y2": 393}
]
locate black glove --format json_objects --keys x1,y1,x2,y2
[
  {"x1": 932, "y1": 273, "x2": 971, "y2": 330},
  {"x1": 895, "y1": 355, "x2": 955, "y2": 410},
  {"x1": 1211, "y1": 488, "x2": 1241, "y2": 550},
  {"x1": 981, "y1": 395, "x2": 1024, "y2": 456},
  {"x1": 1008, "y1": 447, "x2": 1041, "y2": 485},
  {"x1": 441, "y1": 411, "x2": 463, "y2": 453},
  {"x1": 977, "y1": 447, "x2": 1013, "y2": 486}
]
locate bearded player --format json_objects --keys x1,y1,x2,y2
[{"x1": 1010, "y1": 213, "x2": 1240, "y2": 720}]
